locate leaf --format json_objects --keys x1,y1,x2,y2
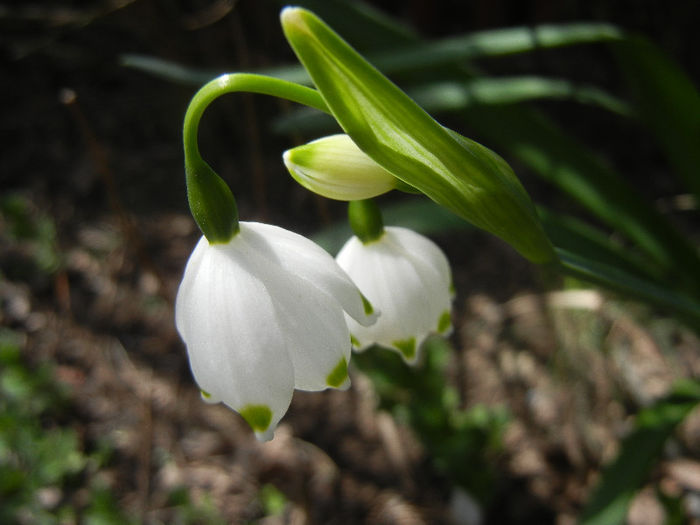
[
  {"x1": 537, "y1": 208, "x2": 664, "y2": 284},
  {"x1": 580, "y1": 380, "x2": 700, "y2": 525},
  {"x1": 463, "y1": 104, "x2": 700, "y2": 293},
  {"x1": 613, "y1": 35, "x2": 700, "y2": 202},
  {"x1": 558, "y1": 248, "x2": 700, "y2": 328},
  {"x1": 281, "y1": 7, "x2": 556, "y2": 263},
  {"x1": 274, "y1": 77, "x2": 633, "y2": 134},
  {"x1": 409, "y1": 77, "x2": 633, "y2": 117}
]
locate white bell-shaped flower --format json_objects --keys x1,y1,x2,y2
[
  {"x1": 175, "y1": 222, "x2": 377, "y2": 441},
  {"x1": 336, "y1": 226, "x2": 453, "y2": 364}
]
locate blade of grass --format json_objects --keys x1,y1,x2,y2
[
  {"x1": 612, "y1": 35, "x2": 700, "y2": 202},
  {"x1": 464, "y1": 104, "x2": 700, "y2": 293},
  {"x1": 580, "y1": 379, "x2": 700, "y2": 525},
  {"x1": 557, "y1": 248, "x2": 700, "y2": 328},
  {"x1": 410, "y1": 78, "x2": 633, "y2": 117},
  {"x1": 537, "y1": 208, "x2": 664, "y2": 284},
  {"x1": 274, "y1": 77, "x2": 632, "y2": 134}
]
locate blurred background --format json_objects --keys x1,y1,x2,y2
[{"x1": 1, "y1": 1, "x2": 699, "y2": 523}]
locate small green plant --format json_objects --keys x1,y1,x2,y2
[
  {"x1": 0, "y1": 329, "x2": 133, "y2": 524},
  {"x1": 0, "y1": 194, "x2": 61, "y2": 280},
  {"x1": 354, "y1": 337, "x2": 509, "y2": 502}
]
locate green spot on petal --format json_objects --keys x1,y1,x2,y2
[
  {"x1": 326, "y1": 357, "x2": 348, "y2": 388},
  {"x1": 438, "y1": 310, "x2": 452, "y2": 334},
  {"x1": 239, "y1": 404, "x2": 272, "y2": 433},
  {"x1": 392, "y1": 337, "x2": 416, "y2": 360},
  {"x1": 200, "y1": 389, "x2": 211, "y2": 399},
  {"x1": 361, "y1": 294, "x2": 374, "y2": 315},
  {"x1": 350, "y1": 334, "x2": 361, "y2": 348}
]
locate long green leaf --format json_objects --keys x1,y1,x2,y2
[
  {"x1": 273, "y1": 77, "x2": 632, "y2": 134},
  {"x1": 613, "y1": 36, "x2": 700, "y2": 202},
  {"x1": 410, "y1": 78, "x2": 633, "y2": 116},
  {"x1": 537, "y1": 208, "x2": 664, "y2": 284},
  {"x1": 464, "y1": 104, "x2": 700, "y2": 292},
  {"x1": 558, "y1": 248, "x2": 700, "y2": 328},
  {"x1": 580, "y1": 380, "x2": 700, "y2": 525}
]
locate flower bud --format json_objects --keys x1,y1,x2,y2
[{"x1": 283, "y1": 134, "x2": 397, "y2": 201}]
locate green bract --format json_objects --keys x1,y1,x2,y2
[{"x1": 281, "y1": 7, "x2": 556, "y2": 264}]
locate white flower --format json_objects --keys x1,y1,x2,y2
[
  {"x1": 336, "y1": 226, "x2": 453, "y2": 364},
  {"x1": 175, "y1": 222, "x2": 377, "y2": 441},
  {"x1": 282, "y1": 134, "x2": 398, "y2": 201}
]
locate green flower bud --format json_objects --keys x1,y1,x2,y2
[{"x1": 283, "y1": 134, "x2": 397, "y2": 201}]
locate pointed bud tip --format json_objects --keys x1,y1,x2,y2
[{"x1": 280, "y1": 6, "x2": 309, "y2": 33}]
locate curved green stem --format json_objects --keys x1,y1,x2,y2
[
  {"x1": 183, "y1": 73, "x2": 330, "y2": 163},
  {"x1": 182, "y1": 73, "x2": 329, "y2": 243}
]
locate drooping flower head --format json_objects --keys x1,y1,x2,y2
[
  {"x1": 336, "y1": 201, "x2": 454, "y2": 364},
  {"x1": 176, "y1": 223, "x2": 377, "y2": 441}
]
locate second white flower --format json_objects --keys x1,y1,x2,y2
[{"x1": 336, "y1": 226, "x2": 454, "y2": 363}]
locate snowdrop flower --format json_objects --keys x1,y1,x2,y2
[
  {"x1": 283, "y1": 134, "x2": 398, "y2": 201},
  {"x1": 336, "y1": 203, "x2": 454, "y2": 364},
  {"x1": 175, "y1": 222, "x2": 377, "y2": 441}
]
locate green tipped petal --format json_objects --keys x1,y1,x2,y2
[
  {"x1": 326, "y1": 357, "x2": 349, "y2": 388},
  {"x1": 281, "y1": 7, "x2": 555, "y2": 263},
  {"x1": 361, "y1": 294, "x2": 374, "y2": 316},
  {"x1": 437, "y1": 310, "x2": 452, "y2": 334},
  {"x1": 392, "y1": 337, "x2": 417, "y2": 361},
  {"x1": 239, "y1": 404, "x2": 273, "y2": 433}
]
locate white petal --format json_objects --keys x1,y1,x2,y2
[
  {"x1": 237, "y1": 236, "x2": 353, "y2": 392},
  {"x1": 384, "y1": 227, "x2": 452, "y2": 290},
  {"x1": 175, "y1": 236, "x2": 295, "y2": 441},
  {"x1": 384, "y1": 228, "x2": 453, "y2": 326},
  {"x1": 337, "y1": 230, "x2": 453, "y2": 362},
  {"x1": 241, "y1": 222, "x2": 377, "y2": 326}
]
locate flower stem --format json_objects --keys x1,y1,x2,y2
[
  {"x1": 182, "y1": 73, "x2": 330, "y2": 243},
  {"x1": 348, "y1": 199, "x2": 384, "y2": 244}
]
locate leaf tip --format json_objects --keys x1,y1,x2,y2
[{"x1": 280, "y1": 6, "x2": 310, "y2": 35}]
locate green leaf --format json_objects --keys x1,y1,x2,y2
[
  {"x1": 409, "y1": 77, "x2": 633, "y2": 117},
  {"x1": 537, "y1": 208, "x2": 664, "y2": 284},
  {"x1": 281, "y1": 7, "x2": 555, "y2": 263},
  {"x1": 580, "y1": 380, "x2": 700, "y2": 525},
  {"x1": 274, "y1": 77, "x2": 633, "y2": 134},
  {"x1": 558, "y1": 248, "x2": 700, "y2": 329},
  {"x1": 613, "y1": 35, "x2": 700, "y2": 202},
  {"x1": 462, "y1": 104, "x2": 700, "y2": 292}
]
